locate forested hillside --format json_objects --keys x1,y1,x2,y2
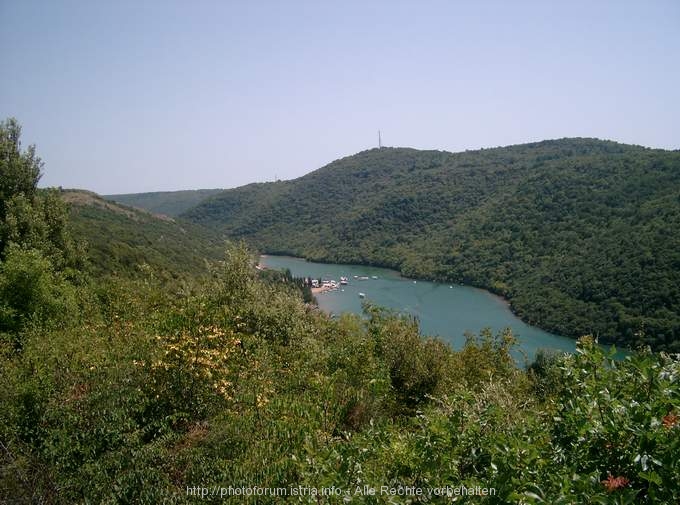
[
  {"x1": 2, "y1": 119, "x2": 680, "y2": 503},
  {"x1": 184, "y1": 140, "x2": 680, "y2": 351},
  {"x1": 106, "y1": 189, "x2": 223, "y2": 217},
  {"x1": 63, "y1": 190, "x2": 225, "y2": 279}
]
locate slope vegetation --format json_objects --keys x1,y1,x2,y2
[
  {"x1": 64, "y1": 190, "x2": 225, "y2": 279},
  {"x1": 183, "y1": 139, "x2": 680, "y2": 350},
  {"x1": 105, "y1": 188, "x2": 223, "y2": 217}
]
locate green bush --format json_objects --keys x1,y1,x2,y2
[{"x1": 0, "y1": 245, "x2": 77, "y2": 346}]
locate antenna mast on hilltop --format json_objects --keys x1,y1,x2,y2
[{"x1": 378, "y1": 130, "x2": 382, "y2": 149}]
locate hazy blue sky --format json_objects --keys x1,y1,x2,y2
[{"x1": 2, "y1": 0, "x2": 679, "y2": 194}]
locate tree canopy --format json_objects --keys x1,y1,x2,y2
[{"x1": 0, "y1": 118, "x2": 42, "y2": 216}]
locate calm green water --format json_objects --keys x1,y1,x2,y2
[{"x1": 261, "y1": 255, "x2": 580, "y2": 361}]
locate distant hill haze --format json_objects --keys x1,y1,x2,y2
[
  {"x1": 105, "y1": 189, "x2": 223, "y2": 217},
  {"x1": 177, "y1": 138, "x2": 680, "y2": 351}
]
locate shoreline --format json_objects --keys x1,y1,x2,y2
[
  {"x1": 259, "y1": 255, "x2": 336, "y2": 296},
  {"x1": 260, "y1": 254, "x2": 341, "y2": 296},
  {"x1": 258, "y1": 253, "x2": 628, "y2": 356},
  {"x1": 256, "y1": 254, "x2": 636, "y2": 360},
  {"x1": 258, "y1": 253, "x2": 566, "y2": 338}
]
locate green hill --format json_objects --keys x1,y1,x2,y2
[
  {"x1": 4, "y1": 119, "x2": 680, "y2": 505},
  {"x1": 105, "y1": 188, "x2": 223, "y2": 217},
  {"x1": 183, "y1": 138, "x2": 680, "y2": 350},
  {"x1": 63, "y1": 190, "x2": 225, "y2": 279}
]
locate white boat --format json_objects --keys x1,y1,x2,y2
[
  {"x1": 340, "y1": 276, "x2": 348, "y2": 285},
  {"x1": 371, "y1": 276, "x2": 378, "y2": 280},
  {"x1": 358, "y1": 292, "x2": 366, "y2": 298}
]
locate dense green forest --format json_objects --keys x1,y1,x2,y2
[
  {"x1": 106, "y1": 189, "x2": 223, "y2": 217},
  {"x1": 183, "y1": 141, "x2": 680, "y2": 351},
  {"x1": 2, "y1": 119, "x2": 679, "y2": 503}
]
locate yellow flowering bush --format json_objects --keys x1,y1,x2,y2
[{"x1": 141, "y1": 325, "x2": 243, "y2": 423}]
